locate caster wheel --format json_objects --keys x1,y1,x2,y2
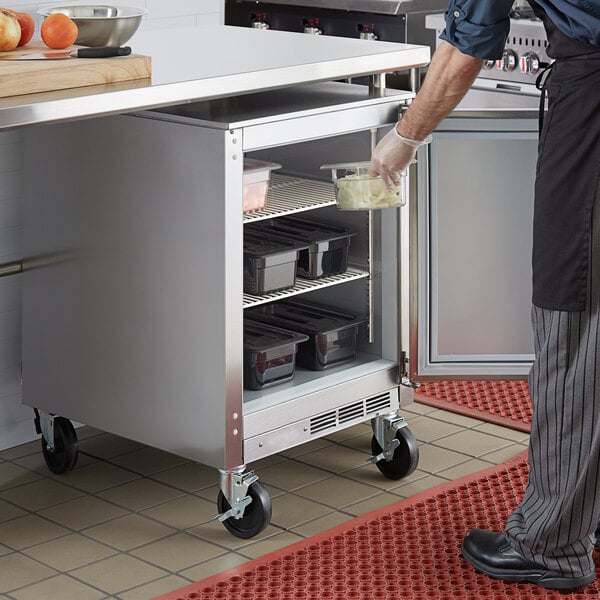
[
  {"x1": 217, "y1": 481, "x2": 272, "y2": 539},
  {"x1": 371, "y1": 426, "x2": 419, "y2": 480},
  {"x1": 41, "y1": 417, "x2": 79, "y2": 474}
]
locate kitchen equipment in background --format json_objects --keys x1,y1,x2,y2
[
  {"x1": 0, "y1": 46, "x2": 132, "y2": 60},
  {"x1": 37, "y1": 5, "x2": 147, "y2": 47},
  {"x1": 225, "y1": 0, "x2": 446, "y2": 87},
  {"x1": 243, "y1": 158, "x2": 282, "y2": 213},
  {"x1": 0, "y1": 41, "x2": 151, "y2": 98},
  {"x1": 243, "y1": 320, "x2": 309, "y2": 389},
  {"x1": 247, "y1": 300, "x2": 366, "y2": 370},
  {"x1": 321, "y1": 161, "x2": 408, "y2": 210},
  {"x1": 246, "y1": 216, "x2": 355, "y2": 278}
]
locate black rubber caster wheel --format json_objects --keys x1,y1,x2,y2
[
  {"x1": 371, "y1": 426, "x2": 419, "y2": 480},
  {"x1": 41, "y1": 417, "x2": 79, "y2": 474},
  {"x1": 217, "y1": 481, "x2": 272, "y2": 539}
]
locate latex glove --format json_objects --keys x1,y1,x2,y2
[{"x1": 370, "y1": 124, "x2": 432, "y2": 191}]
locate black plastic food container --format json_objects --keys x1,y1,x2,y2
[
  {"x1": 243, "y1": 231, "x2": 306, "y2": 295},
  {"x1": 246, "y1": 300, "x2": 365, "y2": 370},
  {"x1": 243, "y1": 320, "x2": 309, "y2": 390},
  {"x1": 246, "y1": 217, "x2": 355, "y2": 279}
]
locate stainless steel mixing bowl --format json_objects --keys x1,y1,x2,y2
[{"x1": 37, "y1": 5, "x2": 148, "y2": 47}]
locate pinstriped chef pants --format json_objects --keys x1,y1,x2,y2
[{"x1": 505, "y1": 182, "x2": 600, "y2": 578}]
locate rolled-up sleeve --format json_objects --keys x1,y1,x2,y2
[{"x1": 440, "y1": 0, "x2": 514, "y2": 60}]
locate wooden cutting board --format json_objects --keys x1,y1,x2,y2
[{"x1": 0, "y1": 41, "x2": 151, "y2": 98}]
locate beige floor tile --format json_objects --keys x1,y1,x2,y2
[
  {"x1": 9, "y1": 574, "x2": 108, "y2": 600},
  {"x1": 427, "y1": 409, "x2": 484, "y2": 428},
  {"x1": 270, "y1": 493, "x2": 334, "y2": 529},
  {"x1": 150, "y1": 462, "x2": 218, "y2": 493},
  {"x1": 437, "y1": 458, "x2": 493, "y2": 481},
  {"x1": 38, "y1": 495, "x2": 129, "y2": 530},
  {"x1": 342, "y1": 463, "x2": 424, "y2": 491},
  {"x1": 0, "y1": 543, "x2": 12, "y2": 556},
  {"x1": 403, "y1": 402, "x2": 439, "y2": 415},
  {"x1": 391, "y1": 474, "x2": 448, "y2": 498},
  {"x1": 0, "y1": 497, "x2": 27, "y2": 523},
  {"x1": 0, "y1": 478, "x2": 84, "y2": 511},
  {"x1": 75, "y1": 427, "x2": 106, "y2": 440},
  {"x1": 97, "y1": 478, "x2": 184, "y2": 512},
  {"x1": 294, "y1": 476, "x2": 378, "y2": 508},
  {"x1": 15, "y1": 451, "x2": 96, "y2": 475},
  {"x1": 406, "y1": 415, "x2": 464, "y2": 443},
  {"x1": 0, "y1": 439, "x2": 40, "y2": 461},
  {"x1": 344, "y1": 492, "x2": 404, "y2": 517},
  {"x1": 83, "y1": 513, "x2": 175, "y2": 551},
  {"x1": 179, "y1": 553, "x2": 249, "y2": 582},
  {"x1": 294, "y1": 445, "x2": 370, "y2": 474},
  {"x1": 117, "y1": 574, "x2": 192, "y2": 600},
  {"x1": 131, "y1": 532, "x2": 225, "y2": 571},
  {"x1": 0, "y1": 462, "x2": 42, "y2": 491},
  {"x1": 481, "y1": 444, "x2": 529, "y2": 465},
  {"x1": 434, "y1": 429, "x2": 513, "y2": 458},
  {"x1": 0, "y1": 553, "x2": 57, "y2": 593},
  {"x1": 278, "y1": 438, "x2": 334, "y2": 458},
  {"x1": 335, "y1": 433, "x2": 372, "y2": 454},
  {"x1": 188, "y1": 521, "x2": 282, "y2": 552},
  {"x1": 257, "y1": 459, "x2": 330, "y2": 491},
  {"x1": 324, "y1": 422, "x2": 371, "y2": 443},
  {"x1": 291, "y1": 512, "x2": 351, "y2": 538},
  {"x1": 416, "y1": 444, "x2": 471, "y2": 474},
  {"x1": 473, "y1": 422, "x2": 531, "y2": 443},
  {"x1": 78, "y1": 433, "x2": 146, "y2": 460},
  {"x1": 55, "y1": 462, "x2": 140, "y2": 493},
  {"x1": 0, "y1": 514, "x2": 69, "y2": 550},
  {"x1": 111, "y1": 447, "x2": 190, "y2": 476},
  {"x1": 69, "y1": 554, "x2": 168, "y2": 595},
  {"x1": 247, "y1": 453, "x2": 288, "y2": 471},
  {"x1": 22, "y1": 533, "x2": 116, "y2": 571},
  {"x1": 238, "y1": 531, "x2": 305, "y2": 559},
  {"x1": 141, "y1": 494, "x2": 217, "y2": 529}
]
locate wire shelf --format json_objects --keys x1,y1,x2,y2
[
  {"x1": 243, "y1": 174, "x2": 336, "y2": 223},
  {"x1": 243, "y1": 267, "x2": 368, "y2": 308}
]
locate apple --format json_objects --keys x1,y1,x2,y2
[
  {"x1": 0, "y1": 8, "x2": 20, "y2": 51},
  {"x1": 15, "y1": 12, "x2": 34, "y2": 46}
]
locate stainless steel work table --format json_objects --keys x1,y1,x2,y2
[{"x1": 0, "y1": 25, "x2": 429, "y2": 130}]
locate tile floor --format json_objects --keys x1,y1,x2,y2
[{"x1": 0, "y1": 402, "x2": 530, "y2": 600}]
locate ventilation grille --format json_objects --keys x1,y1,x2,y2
[{"x1": 310, "y1": 392, "x2": 393, "y2": 435}]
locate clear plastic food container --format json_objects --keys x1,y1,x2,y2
[
  {"x1": 243, "y1": 158, "x2": 282, "y2": 213},
  {"x1": 320, "y1": 161, "x2": 408, "y2": 211}
]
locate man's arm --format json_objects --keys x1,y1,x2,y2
[{"x1": 397, "y1": 40, "x2": 484, "y2": 140}]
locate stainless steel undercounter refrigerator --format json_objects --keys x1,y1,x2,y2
[{"x1": 20, "y1": 77, "x2": 424, "y2": 537}]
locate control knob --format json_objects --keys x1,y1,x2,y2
[
  {"x1": 482, "y1": 59, "x2": 495, "y2": 70},
  {"x1": 496, "y1": 49, "x2": 517, "y2": 72},
  {"x1": 520, "y1": 52, "x2": 541, "y2": 75},
  {"x1": 251, "y1": 21, "x2": 269, "y2": 29},
  {"x1": 357, "y1": 24, "x2": 378, "y2": 40},
  {"x1": 303, "y1": 18, "x2": 322, "y2": 34},
  {"x1": 359, "y1": 31, "x2": 378, "y2": 40}
]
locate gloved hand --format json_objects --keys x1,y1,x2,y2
[{"x1": 370, "y1": 124, "x2": 432, "y2": 191}]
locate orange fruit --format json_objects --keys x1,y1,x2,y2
[{"x1": 41, "y1": 13, "x2": 78, "y2": 49}]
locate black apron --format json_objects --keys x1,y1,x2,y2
[{"x1": 529, "y1": 2, "x2": 600, "y2": 311}]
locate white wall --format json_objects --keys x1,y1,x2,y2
[{"x1": 0, "y1": 0, "x2": 223, "y2": 450}]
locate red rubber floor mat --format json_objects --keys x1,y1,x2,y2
[
  {"x1": 154, "y1": 451, "x2": 600, "y2": 600},
  {"x1": 414, "y1": 380, "x2": 532, "y2": 432}
]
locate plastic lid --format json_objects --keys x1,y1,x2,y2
[
  {"x1": 244, "y1": 320, "x2": 309, "y2": 352},
  {"x1": 244, "y1": 158, "x2": 282, "y2": 174},
  {"x1": 320, "y1": 159, "x2": 416, "y2": 171}
]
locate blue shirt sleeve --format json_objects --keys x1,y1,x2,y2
[{"x1": 439, "y1": 0, "x2": 514, "y2": 60}]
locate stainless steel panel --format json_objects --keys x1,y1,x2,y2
[
  {"x1": 414, "y1": 110, "x2": 538, "y2": 378},
  {"x1": 244, "y1": 384, "x2": 399, "y2": 462},
  {"x1": 0, "y1": 26, "x2": 429, "y2": 131},
  {"x1": 22, "y1": 115, "x2": 244, "y2": 469}
]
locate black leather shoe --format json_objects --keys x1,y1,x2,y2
[{"x1": 461, "y1": 529, "x2": 595, "y2": 590}]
